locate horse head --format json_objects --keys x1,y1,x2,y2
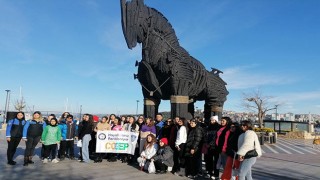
[{"x1": 121, "y1": 0, "x2": 149, "y2": 49}]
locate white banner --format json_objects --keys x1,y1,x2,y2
[{"x1": 96, "y1": 130, "x2": 139, "y2": 154}]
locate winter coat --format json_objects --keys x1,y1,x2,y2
[
  {"x1": 225, "y1": 129, "x2": 242, "y2": 158},
  {"x1": 6, "y1": 118, "x2": 26, "y2": 138},
  {"x1": 96, "y1": 122, "x2": 111, "y2": 131},
  {"x1": 153, "y1": 145, "x2": 174, "y2": 167},
  {"x1": 23, "y1": 120, "x2": 46, "y2": 139},
  {"x1": 41, "y1": 125, "x2": 61, "y2": 145},
  {"x1": 141, "y1": 143, "x2": 158, "y2": 159},
  {"x1": 122, "y1": 122, "x2": 139, "y2": 133},
  {"x1": 237, "y1": 130, "x2": 262, "y2": 157},
  {"x1": 205, "y1": 123, "x2": 220, "y2": 150},
  {"x1": 155, "y1": 120, "x2": 165, "y2": 139},
  {"x1": 78, "y1": 120, "x2": 93, "y2": 140},
  {"x1": 215, "y1": 126, "x2": 230, "y2": 153},
  {"x1": 185, "y1": 126, "x2": 203, "y2": 157},
  {"x1": 175, "y1": 125, "x2": 187, "y2": 148}
]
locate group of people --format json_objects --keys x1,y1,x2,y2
[
  {"x1": 6, "y1": 111, "x2": 78, "y2": 166},
  {"x1": 6, "y1": 111, "x2": 262, "y2": 180}
]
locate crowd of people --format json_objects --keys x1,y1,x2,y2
[{"x1": 6, "y1": 111, "x2": 262, "y2": 180}]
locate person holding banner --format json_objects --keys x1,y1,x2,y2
[
  {"x1": 109, "y1": 114, "x2": 116, "y2": 125},
  {"x1": 121, "y1": 116, "x2": 139, "y2": 163},
  {"x1": 137, "y1": 134, "x2": 158, "y2": 172},
  {"x1": 108, "y1": 117, "x2": 122, "y2": 162},
  {"x1": 94, "y1": 116, "x2": 111, "y2": 163}
]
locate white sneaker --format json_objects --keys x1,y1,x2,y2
[
  {"x1": 43, "y1": 158, "x2": 48, "y2": 164},
  {"x1": 52, "y1": 159, "x2": 59, "y2": 163}
]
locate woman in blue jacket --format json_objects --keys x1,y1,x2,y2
[
  {"x1": 6, "y1": 111, "x2": 26, "y2": 165},
  {"x1": 22, "y1": 111, "x2": 46, "y2": 166}
]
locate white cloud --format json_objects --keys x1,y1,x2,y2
[
  {"x1": 221, "y1": 65, "x2": 297, "y2": 90},
  {"x1": 277, "y1": 91, "x2": 320, "y2": 102}
]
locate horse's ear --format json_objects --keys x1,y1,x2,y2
[{"x1": 134, "y1": 74, "x2": 138, "y2": 80}]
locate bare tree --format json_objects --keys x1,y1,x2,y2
[
  {"x1": 14, "y1": 97, "x2": 26, "y2": 112},
  {"x1": 242, "y1": 89, "x2": 279, "y2": 128}
]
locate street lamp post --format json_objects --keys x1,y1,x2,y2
[
  {"x1": 4, "y1": 90, "x2": 11, "y2": 124},
  {"x1": 136, "y1": 100, "x2": 139, "y2": 116}
]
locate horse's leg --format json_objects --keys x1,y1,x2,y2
[
  {"x1": 170, "y1": 95, "x2": 192, "y2": 120},
  {"x1": 170, "y1": 76, "x2": 193, "y2": 119},
  {"x1": 188, "y1": 101, "x2": 195, "y2": 119},
  {"x1": 143, "y1": 98, "x2": 160, "y2": 119},
  {"x1": 204, "y1": 101, "x2": 223, "y2": 122}
]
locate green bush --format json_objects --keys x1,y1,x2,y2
[{"x1": 254, "y1": 127, "x2": 275, "y2": 133}]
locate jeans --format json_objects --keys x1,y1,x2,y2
[
  {"x1": 238, "y1": 157, "x2": 257, "y2": 180},
  {"x1": 82, "y1": 134, "x2": 92, "y2": 163}
]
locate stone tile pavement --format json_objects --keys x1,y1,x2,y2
[{"x1": 1, "y1": 129, "x2": 319, "y2": 180}]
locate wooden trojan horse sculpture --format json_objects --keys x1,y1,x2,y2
[{"x1": 120, "y1": 0, "x2": 229, "y2": 120}]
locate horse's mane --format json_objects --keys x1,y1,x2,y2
[{"x1": 145, "y1": 7, "x2": 191, "y2": 59}]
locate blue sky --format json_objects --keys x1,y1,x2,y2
[{"x1": 0, "y1": 0, "x2": 319, "y2": 115}]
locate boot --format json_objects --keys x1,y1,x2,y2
[
  {"x1": 94, "y1": 157, "x2": 100, "y2": 163},
  {"x1": 179, "y1": 168, "x2": 186, "y2": 177},
  {"x1": 23, "y1": 157, "x2": 29, "y2": 166},
  {"x1": 28, "y1": 156, "x2": 34, "y2": 164}
]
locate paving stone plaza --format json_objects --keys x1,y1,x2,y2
[{"x1": 1, "y1": 130, "x2": 319, "y2": 180}]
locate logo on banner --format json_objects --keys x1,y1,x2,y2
[{"x1": 98, "y1": 133, "x2": 106, "y2": 140}]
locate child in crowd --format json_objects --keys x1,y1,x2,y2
[
  {"x1": 42, "y1": 117, "x2": 61, "y2": 163},
  {"x1": 59, "y1": 114, "x2": 77, "y2": 160}
]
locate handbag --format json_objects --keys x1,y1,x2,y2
[
  {"x1": 244, "y1": 141, "x2": 258, "y2": 159},
  {"x1": 244, "y1": 149, "x2": 258, "y2": 159},
  {"x1": 148, "y1": 161, "x2": 156, "y2": 173},
  {"x1": 77, "y1": 140, "x2": 82, "y2": 147}
]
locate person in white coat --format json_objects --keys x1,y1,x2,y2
[
  {"x1": 237, "y1": 120, "x2": 262, "y2": 180},
  {"x1": 137, "y1": 134, "x2": 158, "y2": 171}
]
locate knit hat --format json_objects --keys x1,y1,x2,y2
[
  {"x1": 210, "y1": 115, "x2": 219, "y2": 122},
  {"x1": 160, "y1": 138, "x2": 168, "y2": 145},
  {"x1": 93, "y1": 115, "x2": 99, "y2": 122}
]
